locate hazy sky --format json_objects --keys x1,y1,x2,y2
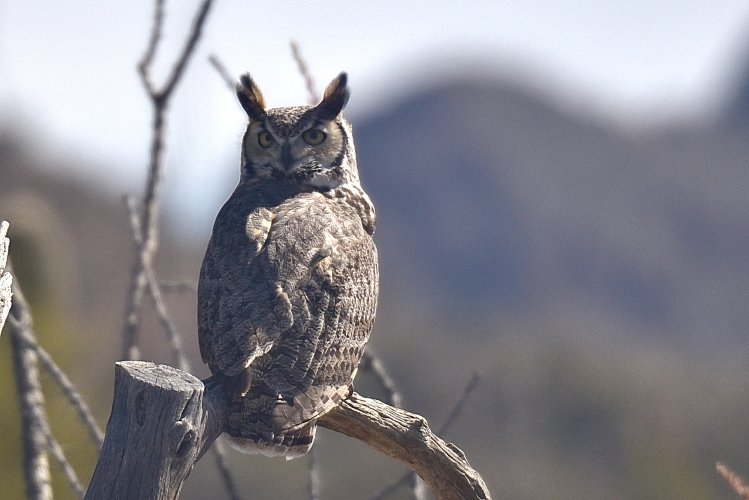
[{"x1": 1, "y1": 1, "x2": 748, "y2": 228}]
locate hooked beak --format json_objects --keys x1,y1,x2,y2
[{"x1": 281, "y1": 143, "x2": 295, "y2": 171}]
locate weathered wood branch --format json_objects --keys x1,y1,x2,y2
[
  {"x1": 122, "y1": 0, "x2": 214, "y2": 361},
  {"x1": 87, "y1": 361, "x2": 491, "y2": 500},
  {"x1": 85, "y1": 362, "x2": 225, "y2": 500},
  {"x1": 0, "y1": 220, "x2": 11, "y2": 335},
  {"x1": 319, "y1": 393, "x2": 491, "y2": 499},
  {"x1": 8, "y1": 256, "x2": 53, "y2": 500}
]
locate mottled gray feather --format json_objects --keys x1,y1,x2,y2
[{"x1": 198, "y1": 77, "x2": 377, "y2": 457}]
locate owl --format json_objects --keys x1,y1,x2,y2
[{"x1": 198, "y1": 72, "x2": 378, "y2": 458}]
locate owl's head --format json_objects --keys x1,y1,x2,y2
[{"x1": 236, "y1": 72, "x2": 359, "y2": 190}]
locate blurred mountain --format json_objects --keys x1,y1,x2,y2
[
  {"x1": 3, "y1": 71, "x2": 749, "y2": 499},
  {"x1": 722, "y1": 47, "x2": 749, "y2": 129},
  {"x1": 358, "y1": 78, "x2": 749, "y2": 349}
]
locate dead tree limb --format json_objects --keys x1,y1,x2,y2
[
  {"x1": 371, "y1": 373, "x2": 480, "y2": 500},
  {"x1": 0, "y1": 220, "x2": 11, "y2": 335},
  {"x1": 8, "y1": 261, "x2": 53, "y2": 500},
  {"x1": 87, "y1": 361, "x2": 492, "y2": 500},
  {"x1": 319, "y1": 393, "x2": 491, "y2": 500},
  {"x1": 289, "y1": 40, "x2": 319, "y2": 104},
  {"x1": 121, "y1": 0, "x2": 214, "y2": 360},
  {"x1": 717, "y1": 462, "x2": 749, "y2": 499},
  {"x1": 86, "y1": 362, "x2": 225, "y2": 500}
]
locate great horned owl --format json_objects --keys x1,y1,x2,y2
[{"x1": 198, "y1": 72, "x2": 378, "y2": 458}]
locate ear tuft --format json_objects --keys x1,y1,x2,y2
[
  {"x1": 315, "y1": 72, "x2": 350, "y2": 120},
  {"x1": 236, "y1": 73, "x2": 267, "y2": 121}
]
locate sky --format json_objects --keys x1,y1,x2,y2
[{"x1": 1, "y1": 1, "x2": 749, "y2": 230}]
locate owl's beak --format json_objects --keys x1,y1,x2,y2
[{"x1": 281, "y1": 143, "x2": 295, "y2": 171}]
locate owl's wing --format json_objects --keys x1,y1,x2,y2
[
  {"x1": 198, "y1": 201, "x2": 287, "y2": 377},
  {"x1": 259, "y1": 215, "x2": 378, "y2": 432},
  {"x1": 202, "y1": 192, "x2": 378, "y2": 437}
]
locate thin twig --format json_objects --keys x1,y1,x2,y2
[
  {"x1": 44, "y1": 425, "x2": 85, "y2": 498},
  {"x1": 208, "y1": 54, "x2": 236, "y2": 90},
  {"x1": 211, "y1": 440, "x2": 242, "y2": 500},
  {"x1": 137, "y1": 0, "x2": 165, "y2": 96},
  {"x1": 121, "y1": 0, "x2": 215, "y2": 361},
  {"x1": 0, "y1": 220, "x2": 12, "y2": 335},
  {"x1": 360, "y1": 349, "x2": 403, "y2": 408},
  {"x1": 370, "y1": 374, "x2": 481, "y2": 500},
  {"x1": 437, "y1": 373, "x2": 480, "y2": 435},
  {"x1": 717, "y1": 462, "x2": 749, "y2": 499},
  {"x1": 290, "y1": 40, "x2": 319, "y2": 104},
  {"x1": 160, "y1": 0, "x2": 214, "y2": 101},
  {"x1": 8, "y1": 261, "x2": 53, "y2": 500},
  {"x1": 125, "y1": 196, "x2": 190, "y2": 371},
  {"x1": 33, "y1": 342, "x2": 104, "y2": 446},
  {"x1": 309, "y1": 434, "x2": 321, "y2": 500}
]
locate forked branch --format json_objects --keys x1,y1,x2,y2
[{"x1": 121, "y1": 0, "x2": 214, "y2": 361}]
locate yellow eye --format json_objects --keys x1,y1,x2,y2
[
  {"x1": 302, "y1": 129, "x2": 326, "y2": 146},
  {"x1": 257, "y1": 131, "x2": 275, "y2": 148}
]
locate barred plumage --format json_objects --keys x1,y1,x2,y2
[{"x1": 198, "y1": 72, "x2": 378, "y2": 458}]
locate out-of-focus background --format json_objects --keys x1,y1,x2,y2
[{"x1": 2, "y1": 1, "x2": 749, "y2": 498}]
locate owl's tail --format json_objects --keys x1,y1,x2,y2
[
  {"x1": 224, "y1": 422, "x2": 316, "y2": 460},
  {"x1": 222, "y1": 372, "x2": 317, "y2": 459}
]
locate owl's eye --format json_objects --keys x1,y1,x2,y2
[
  {"x1": 257, "y1": 131, "x2": 275, "y2": 148},
  {"x1": 302, "y1": 129, "x2": 327, "y2": 146}
]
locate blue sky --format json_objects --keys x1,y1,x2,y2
[{"x1": 1, "y1": 1, "x2": 748, "y2": 228}]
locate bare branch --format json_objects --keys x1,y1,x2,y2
[
  {"x1": 137, "y1": 0, "x2": 165, "y2": 96},
  {"x1": 308, "y1": 435, "x2": 321, "y2": 500},
  {"x1": 122, "y1": 0, "x2": 215, "y2": 360},
  {"x1": 148, "y1": 272, "x2": 191, "y2": 370},
  {"x1": 125, "y1": 196, "x2": 190, "y2": 371},
  {"x1": 126, "y1": 6, "x2": 244, "y2": 496},
  {"x1": 33, "y1": 342, "x2": 104, "y2": 446},
  {"x1": 290, "y1": 40, "x2": 319, "y2": 104},
  {"x1": 371, "y1": 374, "x2": 481, "y2": 500},
  {"x1": 718, "y1": 462, "x2": 749, "y2": 499},
  {"x1": 44, "y1": 426, "x2": 85, "y2": 498},
  {"x1": 86, "y1": 362, "x2": 220, "y2": 499},
  {"x1": 208, "y1": 54, "x2": 236, "y2": 90},
  {"x1": 319, "y1": 392, "x2": 491, "y2": 499},
  {"x1": 160, "y1": 0, "x2": 214, "y2": 101},
  {"x1": 0, "y1": 220, "x2": 11, "y2": 335},
  {"x1": 360, "y1": 349, "x2": 403, "y2": 408},
  {"x1": 8, "y1": 262, "x2": 53, "y2": 500},
  {"x1": 437, "y1": 373, "x2": 480, "y2": 435},
  {"x1": 210, "y1": 440, "x2": 242, "y2": 500}
]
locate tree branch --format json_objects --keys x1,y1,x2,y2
[
  {"x1": 371, "y1": 374, "x2": 480, "y2": 499},
  {"x1": 87, "y1": 361, "x2": 491, "y2": 500},
  {"x1": 717, "y1": 462, "x2": 749, "y2": 499},
  {"x1": 43, "y1": 425, "x2": 85, "y2": 497},
  {"x1": 121, "y1": 0, "x2": 215, "y2": 361},
  {"x1": 86, "y1": 362, "x2": 225, "y2": 499},
  {"x1": 125, "y1": 196, "x2": 190, "y2": 371},
  {"x1": 360, "y1": 349, "x2": 403, "y2": 408},
  {"x1": 208, "y1": 54, "x2": 236, "y2": 90},
  {"x1": 33, "y1": 341, "x2": 105, "y2": 446},
  {"x1": 290, "y1": 40, "x2": 319, "y2": 104},
  {"x1": 8, "y1": 261, "x2": 53, "y2": 500},
  {"x1": 319, "y1": 393, "x2": 491, "y2": 500},
  {"x1": 0, "y1": 220, "x2": 11, "y2": 335}
]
